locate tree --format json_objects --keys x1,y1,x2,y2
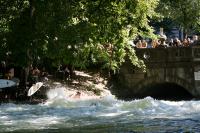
[
  {"x1": 0, "y1": 0, "x2": 30, "y2": 61},
  {"x1": 1, "y1": 0, "x2": 160, "y2": 73},
  {"x1": 36, "y1": 0, "x2": 159, "y2": 72},
  {"x1": 157, "y1": 0, "x2": 200, "y2": 38},
  {"x1": 0, "y1": 0, "x2": 29, "y2": 66}
]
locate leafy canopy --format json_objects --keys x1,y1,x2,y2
[
  {"x1": 157, "y1": 0, "x2": 200, "y2": 36},
  {"x1": 0, "y1": 0, "x2": 159, "y2": 72}
]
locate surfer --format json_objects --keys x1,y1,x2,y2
[
  {"x1": 69, "y1": 91, "x2": 81, "y2": 99},
  {"x1": 73, "y1": 91, "x2": 81, "y2": 99}
]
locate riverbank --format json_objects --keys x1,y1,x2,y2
[{"x1": 27, "y1": 70, "x2": 111, "y2": 103}]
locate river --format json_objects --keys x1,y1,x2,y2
[{"x1": 0, "y1": 87, "x2": 200, "y2": 133}]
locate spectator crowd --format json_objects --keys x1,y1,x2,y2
[{"x1": 130, "y1": 35, "x2": 200, "y2": 48}]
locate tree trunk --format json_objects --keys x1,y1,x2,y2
[{"x1": 24, "y1": 0, "x2": 36, "y2": 88}]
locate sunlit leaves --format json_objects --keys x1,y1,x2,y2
[{"x1": 0, "y1": 0, "x2": 159, "y2": 71}]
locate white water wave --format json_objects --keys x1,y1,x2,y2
[{"x1": 1, "y1": 87, "x2": 200, "y2": 132}]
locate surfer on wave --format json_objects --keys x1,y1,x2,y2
[{"x1": 69, "y1": 91, "x2": 81, "y2": 99}]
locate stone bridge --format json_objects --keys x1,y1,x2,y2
[{"x1": 115, "y1": 46, "x2": 200, "y2": 99}]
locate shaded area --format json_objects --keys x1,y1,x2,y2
[
  {"x1": 0, "y1": 70, "x2": 107, "y2": 104},
  {"x1": 111, "y1": 82, "x2": 194, "y2": 101},
  {"x1": 139, "y1": 83, "x2": 194, "y2": 101}
]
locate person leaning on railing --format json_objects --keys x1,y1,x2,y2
[{"x1": 141, "y1": 40, "x2": 147, "y2": 48}]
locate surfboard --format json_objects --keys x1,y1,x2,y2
[
  {"x1": 27, "y1": 82, "x2": 43, "y2": 96},
  {"x1": 0, "y1": 79, "x2": 16, "y2": 89}
]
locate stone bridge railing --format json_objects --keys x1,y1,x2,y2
[{"x1": 135, "y1": 46, "x2": 200, "y2": 68}]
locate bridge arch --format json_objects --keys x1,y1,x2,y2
[{"x1": 134, "y1": 75, "x2": 194, "y2": 100}]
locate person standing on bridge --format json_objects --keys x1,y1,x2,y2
[
  {"x1": 141, "y1": 40, "x2": 147, "y2": 48},
  {"x1": 136, "y1": 40, "x2": 142, "y2": 48},
  {"x1": 174, "y1": 37, "x2": 182, "y2": 47},
  {"x1": 151, "y1": 39, "x2": 160, "y2": 48},
  {"x1": 182, "y1": 38, "x2": 189, "y2": 47}
]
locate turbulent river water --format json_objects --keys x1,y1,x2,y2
[{"x1": 0, "y1": 87, "x2": 200, "y2": 133}]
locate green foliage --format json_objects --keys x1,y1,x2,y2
[
  {"x1": 0, "y1": 0, "x2": 159, "y2": 72},
  {"x1": 0, "y1": 0, "x2": 30, "y2": 61},
  {"x1": 157, "y1": 0, "x2": 200, "y2": 36}
]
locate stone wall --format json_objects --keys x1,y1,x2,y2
[{"x1": 116, "y1": 47, "x2": 200, "y2": 99}]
